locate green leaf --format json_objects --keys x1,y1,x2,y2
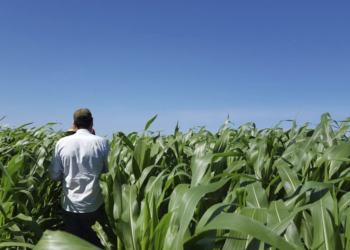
[
  {"x1": 310, "y1": 188, "x2": 336, "y2": 250},
  {"x1": 268, "y1": 201, "x2": 303, "y2": 248},
  {"x1": 344, "y1": 208, "x2": 350, "y2": 249},
  {"x1": 339, "y1": 193, "x2": 350, "y2": 215},
  {"x1": 191, "y1": 152, "x2": 244, "y2": 188},
  {"x1": 92, "y1": 221, "x2": 114, "y2": 250},
  {"x1": 267, "y1": 200, "x2": 290, "y2": 228},
  {"x1": 117, "y1": 132, "x2": 135, "y2": 151},
  {"x1": 149, "y1": 213, "x2": 173, "y2": 250},
  {"x1": 245, "y1": 182, "x2": 268, "y2": 208},
  {"x1": 277, "y1": 162, "x2": 301, "y2": 197},
  {"x1": 223, "y1": 207, "x2": 267, "y2": 250},
  {"x1": 300, "y1": 211, "x2": 314, "y2": 249},
  {"x1": 136, "y1": 165, "x2": 163, "y2": 190},
  {"x1": 34, "y1": 230, "x2": 101, "y2": 250},
  {"x1": 168, "y1": 184, "x2": 189, "y2": 212},
  {"x1": 10, "y1": 213, "x2": 43, "y2": 239},
  {"x1": 18, "y1": 190, "x2": 35, "y2": 208},
  {"x1": 197, "y1": 213, "x2": 303, "y2": 250},
  {"x1": 121, "y1": 185, "x2": 139, "y2": 250},
  {"x1": 0, "y1": 161, "x2": 14, "y2": 186},
  {"x1": 270, "y1": 203, "x2": 318, "y2": 235},
  {"x1": 213, "y1": 129, "x2": 230, "y2": 153},
  {"x1": 132, "y1": 139, "x2": 147, "y2": 179},
  {"x1": 171, "y1": 179, "x2": 230, "y2": 249},
  {"x1": 144, "y1": 114, "x2": 158, "y2": 132},
  {"x1": 190, "y1": 154, "x2": 213, "y2": 188},
  {"x1": 195, "y1": 203, "x2": 231, "y2": 233},
  {"x1": 322, "y1": 143, "x2": 350, "y2": 178},
  {"x1": 0, "y1": 242, "x2": 35, "y2": 249}
]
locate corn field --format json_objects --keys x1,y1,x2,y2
[{"x1": 1, "y1": 113, "x2": 350, "y2": 250}]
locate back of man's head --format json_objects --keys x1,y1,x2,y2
[{"x1": 74, "y1": 108, "x2": 93, "y2": 129}]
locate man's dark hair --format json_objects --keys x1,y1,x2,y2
[{"x1": 75, "y1": 116, "x2": 93, "y2": 129}]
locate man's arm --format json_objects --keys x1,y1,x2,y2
[{"x1": 48, "y1": 144, "x2": 63, "y2": 181}]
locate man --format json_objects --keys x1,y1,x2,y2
[{"x1": 48, "y1": 108, "x2": 110, "y2": 247}]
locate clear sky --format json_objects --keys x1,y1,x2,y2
[{"x1": 1, "y1": 0, "x2": 349, "y2": 137}]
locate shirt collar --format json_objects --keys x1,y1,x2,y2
[{"x1": 76, "y1": 129, "x2": 92, "y2": 134}]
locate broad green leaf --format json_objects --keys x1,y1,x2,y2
[
  {"x1": 92, "y1": 221, "x2": 114, "y2": 250},
  {"x1": 253, "y1": 139, "x2": 267, "y2": 180},
  {"x1": 245, "y1": 182, "x2": 268, "y2": 208},
  {"x1": 270, "y1": 203, "x2": 318, "y2": 235},
  {"x1": 213, "y1": 129, "x2": 230, "y2": 153},
  {"x1": 339, "y1": 192, "x2": 350, "y2": 215},
  {"x1": 267, "y1": 200, "x2": 290, "y2": 228},
  {"x1": 132, "y1": 139, "x2": 147, "y2": 179},
  {"x1": 149, "y1": 213, "x2": 173, "y2": 250},
  {"x1": 322, "y1": 143, "x2": 350, "y2": 178},
  {"x1": 300, "y1": 211, "x2": 314, "y2": 249},
  {"x1": 172, "y1": 179, "x2": 230, "y2": 250},
  {"x1": 121, "y1": 185, "x2": 140, "y2": 250},
  {"x1": 190, "y1": 154, "x2": 213, "y2": 188},
  {"x1": 136, "y1": 165, "x2": 163, "y2": 190},
  {"x1": 310, "y1": 188, "x2": 336, "y2": 250},
  {"x1": 197, "y1": 213, "x2": 303, "y2": 250},
  {"x1": 34, "y1": 230, "x2": 101, "y2": 250},
  {"x1": 168, "y1": 184, "x2": 189, "y2": 212},
  {"x1": 277, "y1": 162, "x2": 301, "y2": 196},
  {"x1": 268, "y1": 201, "x2": 303, "y2": 248},
  {"x1": 195, "y1": 203, "x2": 231, "y2": 233},
  {"x1": 223, "y1": 207, "x2": 267, "y2": 250},
  {"x1": 117, "y1": 132, "x2": 135, "y2": 150}
]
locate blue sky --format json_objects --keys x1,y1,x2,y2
[{"x1": 1, "y1": 0, "x2": 349, "y2": 137}]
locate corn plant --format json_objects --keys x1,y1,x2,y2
[
  {"x1": 0, "y1": 123, "x2": 63, "y2": 248},
  {"x1": 2, "y1": 113, "x2": 350, "y2": 250}
]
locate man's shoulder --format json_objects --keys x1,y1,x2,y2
[
  {"x1": 93, "y1": 135, "x2": 109, "y2": 144},
  {"x1": 90, "y1": 136, "x2": 110, "y2": 153},
  {"x1": 57, "y1": 132, "x2": 109, "y2": 147}
]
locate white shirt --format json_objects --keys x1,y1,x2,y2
[{"x1": 48, "y1": 129, "x2": 110, "y2": 213}]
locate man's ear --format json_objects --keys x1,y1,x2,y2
[{"x1": 73, "y1": 121, "x2": 78, "y2": 129}]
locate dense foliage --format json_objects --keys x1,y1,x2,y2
[
  {"x1": 0, "y1": 121, "x2": 63, "y2": 249},
  {"x1": 1, "y1": 113, "x2": 350, "y2": 250}
]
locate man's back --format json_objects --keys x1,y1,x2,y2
[
  {"x1": 49, "y1": 108, "x2": 109, "y2": 247},
  {"x1": 49, "y1": 129, "x2": 110, "y2": 213}
]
